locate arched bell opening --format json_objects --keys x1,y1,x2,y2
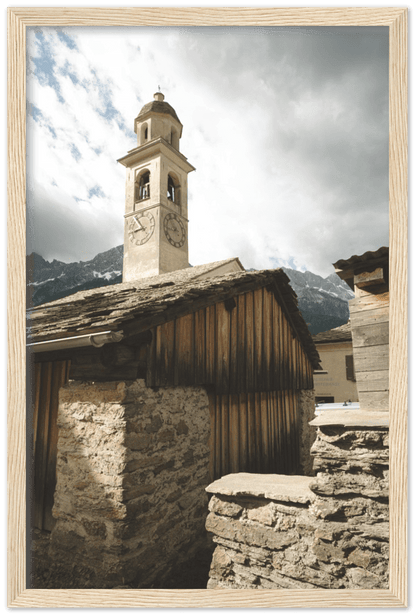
[
  {"x1": 135, "y1": 169, "x2": 150, "y2": 202},
  {"x1": 167, "y1": 173, "x2": 181, "y2": 208}
]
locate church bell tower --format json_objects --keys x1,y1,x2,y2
[{"x1": 118, "y1": 92, "x2": 195, "y2": 282}]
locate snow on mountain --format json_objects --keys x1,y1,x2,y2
[
  {"x1": 27, "y1": 246, "x2": 353, "y2": 336},
  {"x1": 281, "y1": 267, "x2": 353, "y2": 334},
  {"x1": 27, "y1": 245, "x2": 124, "y2": 307}
]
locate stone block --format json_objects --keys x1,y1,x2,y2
[
  {"x1": 124, "y1": 433, "x2": 151, "y2": 451},
  {"x1": 347, "y1": 547, "x2": 371, "y2": 569},
  {"x1": 312, "y1": 538, "x2": 345, "y2": 563},
  {"x1": 159, "y1": 428, "x2": 175, "y2": 443},
  {"x1": 175, "y1": 420, "x2": 189, "y2": 435},
  {"x1": 348, "y1": 567, "x2": 381, "y2": 589},
  {"x1": 82, "y1": 519, "x2": 107, "y2": 538},
  {"x1": 246, "y1": 502, "x2": 276, "y2": 526},
  {"x1": 208, "y1": 496, "x2": 243, "y2": 518}
]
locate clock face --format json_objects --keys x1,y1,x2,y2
[
  {"x1": 128, "y1": 212, "x2": 155, "y2": 245},
  {"x1": 164, "y1": 213, "x2": 186, "y2": 248}
]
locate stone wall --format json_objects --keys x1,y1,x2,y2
[
  {"x1": 49, "y1": 379, "x2": 210, "y2": 588},
  {"x1": 297, "y1": 389, "x2": 316, "y2": 476},
  {"x1": 206, "y1": 411, "x2": 389, "y2": 590}
]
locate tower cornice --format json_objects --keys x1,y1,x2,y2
[{"x1": 117, "y1": 137, "x2": 195, "y2": 173}]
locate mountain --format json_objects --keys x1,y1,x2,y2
[
  {"x1": 281, "y1": 267, "x2": 354, "y2": 334},
  {"x1": 27, "y1": 246, "x2": 123, "y2": 307},
  {"x1": 27, "y1": 247, "x2": 353, "y2": 336}
]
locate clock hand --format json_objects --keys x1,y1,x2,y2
[{"x1": 133, "y1": 216, "x2": 145, "y2": 231}]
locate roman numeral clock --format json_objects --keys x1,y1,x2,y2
[{"x1": 118, "y1": 92, "x2": 195, "y2": 282}]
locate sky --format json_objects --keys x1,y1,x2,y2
[{"x1": 26, "y1": 25, "x2": 389, "y2": 277}]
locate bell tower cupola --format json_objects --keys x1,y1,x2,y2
[{"x1": 118, "y1": 92, "x2": 195, "y2": 282}]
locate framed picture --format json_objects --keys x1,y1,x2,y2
[{"x1": 7, "y1": 5, "x2": 408, "y2": 612}]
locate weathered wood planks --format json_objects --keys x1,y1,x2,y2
[
  {"x1": 209, "y1": 389, "x2": 300, "y2": 480},
  {"x1": 148, "y1": 287, "x2": 314, "y2": 393},
  {"x1": 353, "y1": 345, "x2": 389, "y2": 373},
  {"x1": 33, "y1": 360, "x2": 70, "y2": 531},
  {"x1": 348, "y1": 267, "x2": 389, "y2": 410},
  {"x1": 352, "y1": 322, "x2": 389, "y2": 348}
]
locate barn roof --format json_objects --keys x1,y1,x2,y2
[
  {"x1": 312, "y1": 321, "x2": 352, "y2": 344},
  {"x1": 27, "y1": 265, "x2": 321, "y2": 369}
]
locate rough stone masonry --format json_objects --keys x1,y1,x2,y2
[
  {"x1": 206, "y1": 411, "x2": 389, "y2": 590},
  {"x1": 48, "y1": 379, "x2": 210, "y2": 588}
]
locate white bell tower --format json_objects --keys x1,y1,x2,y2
[{"x1": 118, "y1": 92, "x2": 195, "y2": 282}]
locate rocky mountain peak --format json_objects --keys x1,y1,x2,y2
[{"x1": 27, "y1": 246, "x2": 353, "y2": 335}]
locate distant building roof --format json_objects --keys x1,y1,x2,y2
[
  {"x1": 312, "y1": 322, "x2": 352, "y2": 344},
  {"x1": 27, "y1": 264, "x2": 321, "y2": 370}
]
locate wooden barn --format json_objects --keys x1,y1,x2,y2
[
  {"x1": 333, "y1": 246, "x2": 389, "y2": 412},
  {"x1": 28, "y1": 264, "x2": 320, "y2": 537}
]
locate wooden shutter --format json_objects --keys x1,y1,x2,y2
[{"x1": 345, "y1": 355, "x2": 355, "y2": 381}]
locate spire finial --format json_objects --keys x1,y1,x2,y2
[{"x1": 154, "y1": 90, "x2": 165, "y2": 102}]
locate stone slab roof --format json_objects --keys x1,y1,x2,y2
[
  {"x1": 310, "y1": 410, "x2": 389, "y2": 428},
  {"x1": 206, "y1": 472, "x2": 314, "y2": 504},
  {"x1": 27, "y1": 262, "x2": 321, "y2": 369},
  {"x1": 312, "y1": 322, "x2": 352, "y2": 344}
]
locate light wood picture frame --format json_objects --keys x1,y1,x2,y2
[{"x1": 8, "y1": 7, "x2": 407, "y2": 608}]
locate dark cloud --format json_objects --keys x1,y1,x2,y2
[{"x1": 27, "y1": 181, "x2": 122, "y2": 263}]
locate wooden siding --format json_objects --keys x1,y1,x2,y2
[
  {"x1": 210, "y1": 390, "x2": 300, "y2": 480},
  {"x1": 147, "y1": 286, "x2": 314, "y2": 394},
  {"x1": 33, "y1": 360, "x2": 70, "y2": 531},
  {"x1": 349, "y1": 291, "x2": 389, "y2": 411}
]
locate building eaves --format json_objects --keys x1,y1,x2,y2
[{"x1": 333, "y1": 247, "x2": 389, "y2": 271}]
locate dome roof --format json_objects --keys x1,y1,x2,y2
[{"x1": 136, "y1": 92, "x2": 181, "y2": 125}]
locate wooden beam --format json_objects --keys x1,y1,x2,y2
[
  {"x1": 99, "y1": 343, "x2": 136, "y2": 368},
  {"x1": 354, "y1": 267, "x2": 386, "y2": 289}
]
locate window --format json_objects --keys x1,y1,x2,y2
[
  {"x1": 167, "y1": 173, "x2": 180, "y2": 206},
  {"x1": 345, "y1": 355, "x2": 356, "y2": 381},
  {"x1": 167, "y1": 175, "x2": 175, "y2": 202},
  {"x1": 141, "y1": 123, "x2": 149, "y2": 145},
  {"x1": 135, "y1": 171, "x2": 150, "y2": 201}
]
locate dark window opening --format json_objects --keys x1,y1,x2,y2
[
  {"x1": 167, "y1": 175, "x2": 175, "y2": 202},
  {"x1": 144, "y1": 127, "x2": 148, "y2": 140},
  {"x1": 315, "y1": 396, "x2": 335, "y2": 404},
  {"x1": 136, "y1": 171, "x2": 150, "y2": 201},
  {"x1": 167, "y1": 174, "x2": 180, "y2": 206}
]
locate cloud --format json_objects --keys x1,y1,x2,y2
[{"x1": 26, "y1": 26, "x2": 389, "y2": 277}]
